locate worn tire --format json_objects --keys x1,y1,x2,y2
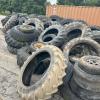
[
  {"x1": 74, "y1": 20, "x2": 87, "y2": 25},
  {"x1": 9, "y1": 25, "x2": 39, "y2": 42},
  {"x1": 63, "y1": 37, "x2": 100, "y2": 63},
  {"x1": 3, "y1": 14, "x2": 18, "y2": 33},
  {"x1": 60, "y1": 84, "x2": 81, "y2": 100},
  {"x1": 70, "y1": 77, "x2": 100, "y2": 100},
  {"x1": 18, "y1": 45, "x2": 67, "y2": 100},
  {"x1": 17, "y1": 46, "x2": 35, "y2": 67},
  {"x1": 60, "y1": 19, "x2": 74, "y2": 26},
  {"x1": 74, "y1": 62, "x2": 100, "y2": 92},
  {"x1": 64, "y1": 22, "x2": 91, "y2": 42},
  {"x1": 50, "y1": 15, "x2": 62, "y2": 22},
  {"x1": 90, "y1": 25, "x2": 100, "y2": 31},
  {"x1": 5, "y1": 31, "x2": 29, "y2": 48},
  {"x1": 7, "y1": 45, "x2": 18, "y2": 54},
  {"x1": 79, "y1": 56, "x2": 100, "y2": 75},
  {"x1": 38, "y1": 25, "x2": 67, "y2": 47},
  {"x1": 24, "y1": 18, "x2": 44, "y2": 34},
  {"x1": 1, "y1": 15, "x2": 11, "y2": 26},
  {"x1": 83, "y1": 31, "x2": 100, "y2": 44}
]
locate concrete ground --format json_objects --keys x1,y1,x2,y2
[{"x1": 0, "y1": 16, "x2": 64, "y2": 100}]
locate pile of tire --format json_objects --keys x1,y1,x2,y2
[{"x1": 2, "y1": 14, "x2": 100, "y2": 100}]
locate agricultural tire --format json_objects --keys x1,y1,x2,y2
[
  {"x1": 38, "y1": 25, "x2": 67, "y2": 47},
  {"x1": 18, "y1": 45, "x2": 67, "y2": 100}
]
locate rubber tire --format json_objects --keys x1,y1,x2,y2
[
  {"x1": 90, "y1": 26, "x2": 100, "y2": 31},
  {"x1": 50, "y1": 15, "x2": 62, "y2": 22},
  {"x1": 83, "y1": 31, "x2": 100, "y2": 44},
  {"x1": 37, "y1": 15, "x2": 50, "y2": 23},
  {"x1": 64, "y1": 22, "x2": 91, "y2": 42},
  {"x1": 60, "y1": 19, "x2": 74, "y2": 26},
  {"x1": 18, "y1": 45, "x2": 67, "y2": 100},
  {"x1": 3, "y1": 14, "x2": 18, "y2": 33},
  {"x1": 5, "y1": 31, "x2": 29, "y2": 48},
  {"x1": 63, "y1": 37, "x2": 100, "y2": 63},
  {"x1": 60, "y1": 84, "x2": 81, "y2": 100},
  {"x1": 1, "y1": 15, "x2": 11, "y2": 26},
  {"x1": 24, "y1": 18, "x2": 44, "y2": 34},
  {"x1": 9, "y1": 25, "x2": 39, "y2": 42},
  {"x1": 17, "y1": 46, "x2": 35, "y2": 67},
  {"x1": 79, "y1": 56, "x2": 100, "y2": 75},
  {"x1": 7, "y1": 45, "x2": 18, "y2": 54},
  {"x1": 70, "y1": 77, "x2": 100, "y2": 100},
  {"x1": 74, "y1": 62, "x2": 100, "y2": 92},
  {"x1": 74, "y1": 20, "x2": 87, "y2": 25},
  {"x1": 38, "y1": 25, "x2": 67, "y2": 47}
]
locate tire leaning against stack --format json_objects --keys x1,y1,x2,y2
[{"x1": 18, "y1": 45, "x2": 67, "y2": 100}]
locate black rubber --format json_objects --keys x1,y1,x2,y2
[
  {"x1": 38, "y1": 24, "x2": 67, "y2": 47},
  {"x1": 5, "y1": 30, "x2": 29, "y2": 48},
  {"x1": 7, "y1": 45, "x2": 18, "y2": 54},
  {"x1": 9, "y1": 25, "x2": 39, "y2": 42},
  {"x1": 17, "y1": 46, "x2": 35, "y2": 67}
]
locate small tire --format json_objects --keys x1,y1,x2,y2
[
  {"x1": 18, "y1": 45, "x2": 67, "y2": 100},
  {"x1": 38, "y1": 25, "x2": 67, "y2": 47}
]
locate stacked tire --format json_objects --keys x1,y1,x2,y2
[
  {"x1": 1, "y1": 14, "x2": 100, "y2": 100},
  {"x1": 61, "y1": 56, "x2": 100, "y2": 100}
]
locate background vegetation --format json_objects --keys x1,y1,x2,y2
[{"x1": 0, "y1": 0, "x2": 100, "y2": 15}]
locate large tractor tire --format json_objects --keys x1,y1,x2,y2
[{"x1": 18, "y1": 45, "x2": 67, "y2": 100}]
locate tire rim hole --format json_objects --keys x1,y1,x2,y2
[
  {"x1": 67, "y1": 29, "x2": 82, "y2": 42},
  {"x1": 22, "y1": 51, "x2": 51, "y2": 86},
  {"x1": 28, "y1": 23, "x2": 35, "y2": 27},
  {"x1": 43, "y1": 36, "x2": 53, "y2": 42}
]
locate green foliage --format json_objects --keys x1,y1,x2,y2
[
  {"x1": 58, "y1": 0, "x2": 100, "y2": 6},
  {"x1": 0, "y1": 0, "x2": 46, "y2": 15}
]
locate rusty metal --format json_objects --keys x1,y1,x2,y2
[{"x1": 46, "y1": 5, "x2": 100, "y2": 26}]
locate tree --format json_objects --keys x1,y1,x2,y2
[{"x1": 0, "y1": 0, "x2": 46, "y2": 15}]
